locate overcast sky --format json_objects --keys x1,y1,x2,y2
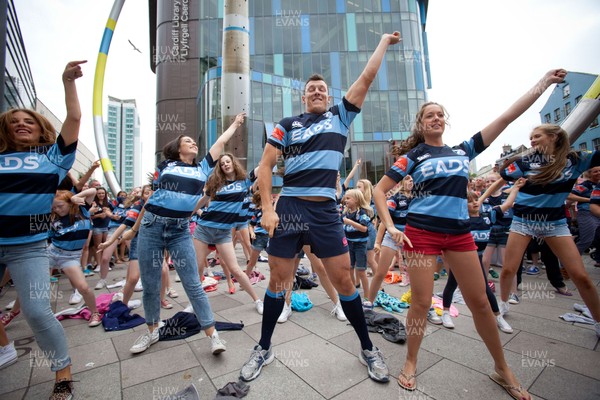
[{"x1": 16, "y1": 0, "x2": 600, "y2": 182}]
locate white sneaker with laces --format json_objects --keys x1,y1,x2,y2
[
  {"x1": 210, "y1": 331, "x2": 227, "y2": 354},
  {"x1": 129, "y1": 329, "x2": 159, "y2": 354},
  {"x1": 496, "y1": 315, "x2": 513, "y2": 334},
  {"x1": 94, "y1": 279, "x2": 107, "y2": 290},
  {"x1": 69, "y1": 289, "x2": 83, "y2": 305},
  {"x1": 427, "y1": 309, "x2": 442, "y2": 325},
  {"x1": 331, "y1": 302, "x2": 347, "y2": 321},
  {"x1": 175, "y1": 274, "x2": 181, "y2": 283},
  {"x1": 134, "y1": 280, "x2": 143, "y2": 292},
  {"x1": 499, "y1": 300, "x2": 510, "y2": 316},
  {"x1": 255, "y1": 299, "x2": 264, "y2": 315},
  {"x1": 508, "y1": 293, "x2": 520, "y2": 304},
  {"x1": 0, "y1": 341, "x2": 18, "y2": 370},
  {"x1": 5, "y1": 300, "x2": 15, "y2": 310},
  {"x1": 277, "y1": 302, "x2": 292, "y2": 323},
  {"x1": 127, "y1": 300, "x2": 142, "y2": 309},
  {"x1": 441, "y1": 311, "x2": 454, "y2": 328}
]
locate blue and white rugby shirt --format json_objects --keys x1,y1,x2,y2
[
  {"x1": 571, "y1": 179, "x2": 595, "y2": 212},
  {"x1": 145, "y1": 153, "x2": 216, "y2": 218},
  {"x1": 470, "y1": 215, "x2": 491, "y2": 254},
  {"x1": 500, "y1": 151, "x2": 600, "y2": 223},
  {"x1": 386, "y1": 192, "x2": 411, "y2": 232},
  {"x1": 342, "y1": 208, "x2": 370, "y2": 242},
  {"x1": 0, "y1": 136, "x2": 77, "y2": 245},
  {"x1": 250, "y1": 208, "x2": 268, "y2": 235},
  {"x1": 267, "y1": 97, "x2": 360, "y2": 200},
  {"x1": 590, "y1": 183, "x2": 600, "y2": 206},
  {"x1": 385, "y1": 133, "x2": 487, "y2": 234},
  {"x1": 50, "y1": 206, "x2": 91, "y2": 251}
]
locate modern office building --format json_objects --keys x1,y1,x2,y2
[
  {"x1": 105, "y1": 96, "x2": 141, "y2": 192},
  {"x1": 539, "y1": 72, "x2": 599, "y2": 152},
  {"x1": 149, "y1": 0, "x2": 431, "y2": 183},
  {"x1": 0, "y1": 0, "x2": 36, "y2": 111}
]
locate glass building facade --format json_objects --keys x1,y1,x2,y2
[
  {"x1": 196, "y1": 0, "x2": 430, "y2": 183},
  {"x1": 0, "y1": 0, "x2": 36, "y2": 111},
  {"x1": 106, "y1": 96, "x2": 141, "y2": 192}
]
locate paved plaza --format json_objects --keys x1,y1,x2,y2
[{"x1": 1, "y1": 250, "x2": 599, "y2": 400}]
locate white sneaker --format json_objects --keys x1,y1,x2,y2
[
  {"x1": 508, "y1": 293, "x2": 520, "y2": 305},
  {"x1": 93, "y1": 265, "x2": 101, "y2": 273},
  {"x1": 6, "y1": 300, "x2": 15, "y2": 310},
  {"x1": 496, "y1": 315, "x2": 513, "y2": 334},
  {"x1": 427, "y1": 309, "x2": 442, "y2": 325},
  {"x1": 277, "y1": 302, "x2": 292, "y2": 323},
  {"x1": 175, "y1": 274, "x2": 181, "y2": 283},
  {"x1": 134, "y1": 280, "x2": 143, "y2": 292},
  {"x1": 68, "y1": 289, "x2": 83, "y2": 305},
  {"x1": 111, "y1": 292, "x2": 124, "y2": 303},
  {"x1": 331, "y1": 302, "x2": 347, "y2": 321},
  {"x1": 0, "y1": 341, "x2": 18, "y2": 370},
  {"x1": 499, "y1": 300, "x2": 510, "y2": 316},
  {"x1": 210, "y1": 331, "x2": 227, "y2": 354},
  {"x1": 183, "y1": 304, "x2": 194, "y2": 313},
  {"x1": 127, "y1": 300, "x2": 142, "y2": 309},
  {"x1": 94, "y1": 279, "x2": 107, "y2": 290},
  {"x1": 129, "y1": 328, "x2": 159, "y2": 354},
  {"x1": 255, "y1": 299, "x2": 264, "y2": 315},
  {"x1": 441, "y1": 311, "x2": 454, "y2": 328}
]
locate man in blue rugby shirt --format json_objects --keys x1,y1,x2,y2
[{"x1": 239, "y1": 32, "x2": 401, "y2": 383}]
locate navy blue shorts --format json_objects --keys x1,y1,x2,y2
[
  {"x1": 488, "y1": 225, "x2": 510, "y2": 246},
  {"x1": 267, "y1": 197, "x2": 348, "y2": 259}
]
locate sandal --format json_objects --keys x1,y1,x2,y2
[
  {"x1": 555, "y1": 287, "x2": 573, "y2": 296},
  {"x1": 489, "y1": 372, "x2": 530, "y2": 400},
  {"x1": 397, "y1": 369, "x2": 417, "y2": 391}
]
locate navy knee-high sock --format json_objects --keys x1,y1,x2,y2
[
  {"x1": 339, "y1": 291, "x2": 373, "y2": 351},
  {"x1": 258, "y1": 289, "x2": 286, "y2": 350}
]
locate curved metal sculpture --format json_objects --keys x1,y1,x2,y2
[
  {"x1": 92, "y1": 0, "x2": 125, "y2": 195},
  {"x1": 565, "y1": 75, "x2": 600, "y2": 144}
]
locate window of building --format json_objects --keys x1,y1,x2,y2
[
  {"x1": 575, "y1": 95, "x2": 582, "y2": 105},
  {"x1": 579, "y1": 142, "x2": 588, "y2": 151},
  {"x1": 593, "y1": 138, "x2": 600, "y2": 151},
  {"x1": 544, "y1": 113, "x2": 551, "y2": 123},
  {"x1": 554, "y1": 108, "x2": 561, "y2": 122},
  {"x1": 562, "y1": 84, "x2": 570, "y2": 98},
  {"x1": 591, "y1": 117, "x2": 599, "y2": 128},
  {"x1": 564, "y1": 102, "x2": 571, "y2": 116}
]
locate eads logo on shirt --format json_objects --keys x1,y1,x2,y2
[{"x1": 0, "y1": 155, "x2": 40, "y2": 170}]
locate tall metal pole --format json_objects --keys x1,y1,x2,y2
[
  {"x1": 221, "y1": 0, "x2": 250, "y2": 166},
  {"x1": 564, "y1": 75, "x2": 600, "y2": 144}
]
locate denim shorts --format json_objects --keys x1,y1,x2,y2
[
  {"x1": 108, "y1": 226, "x2": 120, "y2": 238},
  {"x1": 510, "y1": 217, "x2": 572, "y2": 238},
  {"x1": 381, "y1": 231, "x2": 402, "y2": 251},
  {"x1": 252, "y1": 232, "x2": 269, "y2": 251},
  {"x1": 193, "y1": 223, "x2": 233, "y2": 244},
  {"x1": 92, "y1": 227, "x2": 108, "y2": 235},
  {"x1": 47, "y1": 244, "x2": 81, "y2": 270},
  {"x1": 367, "y1": 224, "x2": 376, "y2": 250},
  {"x1": 234, "y1": 222, "x2": 249, "y2": 230},
  {"x1": 488, "y1": 225, "x2": 510, "y2": 246},
  {"x1": 348, "y1": 240, "x2": 367, "y2": 270},
  {"x1": 129, "y1": 235, "x2": 139, "y2": 261}
]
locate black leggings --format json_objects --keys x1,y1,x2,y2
[{"x1": 442, "y1": 254, "x2": 499, "y2": 313}]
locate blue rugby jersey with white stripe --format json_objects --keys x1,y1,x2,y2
[
  {"x1": 109, "y1": 203, "x2": 128, "y2": 228},
  {"x1": 267, "y1": 97, "x2": 360, "y2": 200},
  {"x1": 470, "y1": 215, "x2": 491, "y2": 254},
  {"x1": 0, "y1": 136, "x2": 77, "y2": 245},
  {"x1": 91, "y1": 203, "x2": 113, "y2": 229},
  {"x1": 590, "y1": 183, "x2": 600, "y2": 205},
  {"x1": 250, "y1": 208, "x2": 268, "y2": 235},
  {"x1": 500, "y1": 151, "x2": 600, "y2": 223},
  {"x1": 480, "y1": 190, "x2": 507, "y2": 218},
  {"x1": 386, "y1": 192, "x2": 411, "y2": 231},
  {"x1": 123, "y1": 200, "x2": 144, "y2": 228},
  {"x1": 145, "y1": 153, "x2": 216, "y2": 218},
  {"x1": 342, "y1": 208, "x2": 370, "y2": 242},
  {"x1": 49, "y1": 206, "x2": 92, "y2": 251},
  {"x1": 198, "y1": 174, "x2": 255, "y2": 230},
  {"x1": 571, "y1": 179, "x2": 595, "y2": 211},
  {"x1": 385, "y1": 132, "x2": 487, "y2": 234}
]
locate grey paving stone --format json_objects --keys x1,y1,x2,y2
[
  {"x1": 29, "y1": 337, "x2": 120, "y2": 385},
  {"x1": 111, "y1": 329, "x2": 184, "y2": 361},
  {"x1": 211, "y1": 361, "x2": 326, "y2": 400},
  {"x1": 504, "y1": 331, "x2": 600, "y2": 380},
  {"x1": 0, "y1": 388, "x2": 27, "y2": 400},
  {"x1": 121, "y1": 343, "x2": 200, "y2": 388},
  {"x1": 273, "y1": 334, "x2": 370, "y2": 398},
  {"x1": 0, "y1": 358, "x2": 32, "y2": 395},
  {"x1": 242, "y1": 318, "x2": 312, "y2": 346},
  {"x1": 332, "y1": 380, "x2": 435, "y2": 400},
  {"x1": 436, "y1": 312, "x2": 517, "y2": 346},
  {"x1": 122, "y1": 366, "x2": 216, "y2": 400},
  {"x1": 60, "y1": 318, "x2": 135, "y2": 348},
  {"x1": 215, "y1": 301, "x2": 264, "y2": 326},
  {"x1": 205, "y1": 293, "x2": 245, "y2": 313},
  {"x1": 284, "y1": 305, "x2": 355, "y2": 340},
  {"x1": 189, "y1": 328, "x2": 258, "y2": 379},
  {"x1": 529, "y1": 366, "x2": 600, "y2": 400}
]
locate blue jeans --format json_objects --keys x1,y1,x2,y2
[
  {"x1": 0, "y1": 240, "x2": 71, "y2": 371},
  {"x1": 138, "y1": 211, "x2": 215, "y2": 328}
]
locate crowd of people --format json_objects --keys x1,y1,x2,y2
[{"x1": 1, "y1": 32, "x2": 599, "y2": 400}]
